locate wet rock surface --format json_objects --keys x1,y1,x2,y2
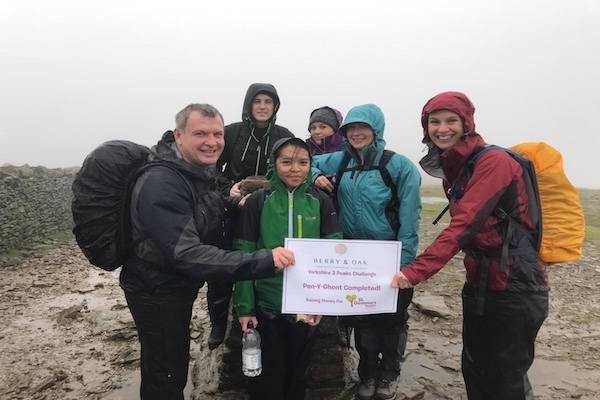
[{"x1": 1, "y1": 239, "x2": 599, "y2": 399}]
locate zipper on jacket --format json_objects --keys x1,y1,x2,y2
[
  {"x1": 255, "y1": 145, "x2": 261, "y2": 175},
  {"x1": 288, "y1": 190, "x2": 295, "y2": 238}
]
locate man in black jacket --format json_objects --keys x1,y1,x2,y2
[
  {"x1": 208, "y1": 83, "x2": 295, "y2": 349},
  {"x1": 121, "y1": 103, "x2": 295, "y2": 400}
]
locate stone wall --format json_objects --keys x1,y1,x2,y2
[{"x1": 0, "y1": 165, "x2": 76, "y2": 255}]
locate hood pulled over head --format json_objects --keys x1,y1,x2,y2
[
  {"x1": 339, "y1": 104, "x2": 385, "y2": 139},
  {"x1": 420, "y1": 91, "x2": 476, "y2": 143},
  {"x1": 266, "y1": 137, "x2": 313, "y2": 187},
  {"x1": 269, "y1": 137, "x2": 312, "y2": 165},
  {"x1": 307, "y1": 106, "x2": 342, "y2": 132},
  {"x1": 242, "y1": 83, "x2": 281, "y2": 124},
  {"x1": 338, "y1": 103, "x2": 386, "y2": 152}
]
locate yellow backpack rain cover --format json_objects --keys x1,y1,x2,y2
[{"x1": 509, "y1": 142, "x2": 585, "y2": 263}]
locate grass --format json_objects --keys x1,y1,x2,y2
[
  {"x1": 0, "y1": 230, "x2": 74, "y2": 262},
  {"x1": 420, "y1": 185, "x2": 449, "y2": 224},
  {"x1": 578, "y1": 189, "x2": 600, "y2": 241},
  {"x1": 421, "y1": 185, "x2": 445, "y2": 198},
  {"x1": 420, "y1": 185, "x2": 600, "y2": 241}
]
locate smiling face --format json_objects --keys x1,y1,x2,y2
[
  {"x1": 251, "y1": 93, "x2": 275, "y2": 126},
  {"x1": 427, "y1": 109, "x2": 464, "y2": 151},
  {"x1": 174, "y1": 111, "x2": 224, "y2": 169},
  {"x1": 275, "y1": 144, "x2": 311, "y2": 191},
  {"x1": 345, "y1": 122, "x2": 375, "y2": 151}
]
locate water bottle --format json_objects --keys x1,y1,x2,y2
[{"x1": 241, "y1": 321, "x2": 262, "y2": 377}]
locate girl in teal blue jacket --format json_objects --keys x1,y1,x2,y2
[{"x1": 312, "y1": 104, "x2": 421, "y2": 400}]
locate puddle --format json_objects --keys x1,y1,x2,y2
[
  {"x1": 100, "y1": 370, "x2": 193, "y2": 399},
  {"x1": 402, "y1": 353, "x2": 459, "y2": 385},
  {"x1": 101, "y1": 342, "x2": 200, "y2": 399},
  {"x1": 46, "y1": 272, "x2": 125, "y2": 312},
  {"x1": 529, "y1": 359, "x2": 600, "y2": 392},
  {"x1": 402, "y1": 335, "x2": 600, "y2": 395}
]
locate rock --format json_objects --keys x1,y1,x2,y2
[
  {"x1": 412, "y1": 295, "x2": 453, "y2": 318},
  {"x1": 439, "y1": 358, "x2": 461, "y2": 371},
  {"x1": 239, "y1": 175, "x2": 269, "y2": 196},
  {"x1": 1, "y1": 259, "x2": 22, "y2": 268}
]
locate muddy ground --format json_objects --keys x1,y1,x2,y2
[{"x1": 1, "y1": 235, "x2": 599, "y2": 399}]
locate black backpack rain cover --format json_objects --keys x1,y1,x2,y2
[{"x1": 72, "y1": 140, "x2": 151, "y2": 270}]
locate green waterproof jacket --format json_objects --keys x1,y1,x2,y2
[{"x1": 233, "y1": 164, "x2": 343, "y2": 316}]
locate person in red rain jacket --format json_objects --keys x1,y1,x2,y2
[{"x1": 392, "y1": 91, "x2": 548, "y2": 400}]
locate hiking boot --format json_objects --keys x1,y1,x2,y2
[
  {"x1": 208, "y1": 323, "x2": 226, "y2": 350},
  {"x1": 375, "y1": 378, "x2": 397, "y2": 399},
  {"x1": 356, "y1": 378, "x2": 376, "y2": 400}
]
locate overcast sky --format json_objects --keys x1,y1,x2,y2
[{"x1": 1, "y1": 0, "x2": 599, "y2": 188}]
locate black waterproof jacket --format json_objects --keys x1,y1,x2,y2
[
  {"x1": 217, "y1": 83, "x2": 294, "y2": 182},
  {"x1": 119, "y1": 131, "x2": 276, "y2": 294}
]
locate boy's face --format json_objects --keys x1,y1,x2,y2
[{"x1": 251, "y1": 94, "x2": 275, "y2": 123}]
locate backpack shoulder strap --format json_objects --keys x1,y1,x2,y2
[
  {"x1": 335, "y1": 152, "x2": 353, "y2": 187},
  {"x1": 378, "y1": 150, "x2": 400, "y2": 235},
  {"x1": 378, "y1": 150, "x2": 397, "y2": 192},
  {"x1": 433, "y1": 145, "x2": 498, "y2": 225},
  {"x1": 335, "y1": 149, "x2": 396, "y2": 187},
  {"x1": 465, "y1": 145, "x2": 501, "y2": 179}
]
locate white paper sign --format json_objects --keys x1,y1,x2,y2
[{"x1": 282, "y1": 238, "x2": 401, "y2": 315}]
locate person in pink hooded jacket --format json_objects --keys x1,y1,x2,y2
[{"x1": 392, "y1": 92, "x2": 548, "y2": 400}]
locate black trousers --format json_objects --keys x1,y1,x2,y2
[
  {"x1": 352, "y1": 288, "x2": 414, "y2": 381},
  {"x1": 461, "y1": 283, "x2": 548, "y2": 400},
  {"x1": 124, "y1": 289, "x2": 198, "y2": 400},
  {"x1": 207, "y1": 281, "x2": 232, "y2": 326},
  {"x1": 206, "y1": 215, "x2": 236, "y2": 327},
  {"x1": 247, "y1": 307, "x2": 318, "y2": 400}
]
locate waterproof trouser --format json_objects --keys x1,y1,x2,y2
[
  {"x1": 247, "y1": 307, "x2": 318, "y2": 400},
  {"x1": 353, "y1": 288, "x2": 414, "y2": 381},
  {"x1": 124, "y1": 289, "x2": 198, "y2": 400},
  {"x1": 461, "y1": 283, "x2": 548, "y2": 400},
  {"x1": 207, "y1": 281, "x2": 232, "y2": 326}
]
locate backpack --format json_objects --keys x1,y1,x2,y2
[
  {"x1": 509, "y1": 142, "x2": 585, "y2": 263},
  {"x1": 336, "y1": 150, "x2": 399, "y2": 234},
  {"x1": 72, "y1": 140, "x2": 194, "y2": 271},
  {"x1": 435, "y1": 142, "x2": 585, "y2": 265}
]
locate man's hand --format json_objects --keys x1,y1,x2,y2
[
  {"x1": 230, "y1": 180, "x2": 243, "y2": 197},
  {"x1": 391, "y1": 271, "x2": 414, "y2": 289},
  {"x1": 314, "y1": 175, "x2": 334, "y2": 193},
  {"x1": 271, "y1": 247, "x2": 295, "y2": 270}
]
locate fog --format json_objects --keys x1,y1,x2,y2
[{"x1": 1, "y1": 0, "x2": 598, "y2": 188}]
